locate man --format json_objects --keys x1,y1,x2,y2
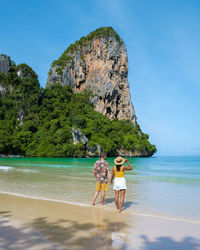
[{"x1": 92, "y1": 152, "x2": 111, "y2": 205}]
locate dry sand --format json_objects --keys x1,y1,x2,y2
[{"x1": 0, "y1": 193, "x2": 200, "y2": 250}]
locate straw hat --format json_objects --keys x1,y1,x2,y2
[{"x1": 114, "y1": 156, "x2": 125, "y2": 165}]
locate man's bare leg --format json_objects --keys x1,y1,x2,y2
[
  {"x1": 115, "y1": 190, "x2": 119, "y2": 210},
  {"x1": 92, "y1": 191, "x2": 100, "y2": 205},
  {"x1": 119, "y1": 189, "x2": 125, "y2": 213},
  {"x1": 101, "y1": 191, "x2": 105, "y2": 205}
]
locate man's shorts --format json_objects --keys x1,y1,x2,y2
[{"x1": 96, "y1": 182, "x2": 108, "y2": 191}]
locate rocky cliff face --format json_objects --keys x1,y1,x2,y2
[
  {"x1": 47, "y1": 27, "x2": 136, "y2": 124},
  {"x1": 0, "y1": 55, "x2": 10, "y2": 74},
  {"x1": 0, "y1": 55, "x2": 10, "y2": 95}
]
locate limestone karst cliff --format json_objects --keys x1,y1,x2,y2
[
  {"x1": 47, "y1": 27, "x2": 136, "y2": 124},
  {"x1": 0, "y1": 32, "x2": 156, "y2": 157},
  {"x1": 0, "y1": 55, "x2": 10, "y2": 74},
  {"x1": 0, "y1": 55, "x2": 10, "y2": 95}
]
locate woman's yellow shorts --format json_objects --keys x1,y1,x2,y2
[{"x1": 96, "y1": 182, "x2": 108, "y2": 191}]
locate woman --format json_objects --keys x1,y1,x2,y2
[{"x1": 110, "y1": 156, "x2": 132, "y2": 213}]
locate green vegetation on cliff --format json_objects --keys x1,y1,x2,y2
[
  {"x1": 50, "y1": 27, "x2": 122, "y2": 76},
  {"x1": 0, "y1": 56, "x2": 156, "y2": 157},
  {"x1": 66, "y1": 27, "x2": 122, "y2": 54}
]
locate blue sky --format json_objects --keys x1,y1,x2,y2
[{"x1": 1, "y1": 0, "x2": 200, "y2": 156}]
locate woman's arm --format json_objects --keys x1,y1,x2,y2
[
  {"x1": 110, "y1": 167, "x2": 115, "y2": 184},
  {"x1": 123, "y1": 159, "x2": 132, "y2": 170}
]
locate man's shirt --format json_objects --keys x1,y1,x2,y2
[{"x1": 93, "y1": 160, "x2": 110, "y2": 184}]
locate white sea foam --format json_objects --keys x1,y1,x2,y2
[
  {"x1": 128, "y1": 211, "x2": 200, "y2": 224},
  {"x1": 0, "y1": 191, "x2": 89, "y2": 207},
  {"x1": 59, "y1": 175, "x2": 92, "y2": 180},
  {"x1": 0, "y1": 166, "x2": 38, "y2": 173},
  {"x1": 14, "y1": 163, "x2": 72, "y2": 168},
  {"x1": 0, "y1": 166, "x2": 14, "y2": 171},
  {"x1": 16, "y1": 169, "x2": 38, "y2": 173}
]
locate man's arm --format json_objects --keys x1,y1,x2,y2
[
  {"x1": 93, "y1": 162, "x2": 98, "y2": 177},
  {"x1": 106, "y1": 162, "x2": 111, "y2": 181},
  {"x1": 93, "y1": 168, "x2": 96, "y2": 177},
  {"x1": 108, "y1": 169, "x2": 111, "y2": 181}
]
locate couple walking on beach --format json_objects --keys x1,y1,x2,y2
[{"x1": 92, "y1": 152, "x2": 132, "y2": 213}]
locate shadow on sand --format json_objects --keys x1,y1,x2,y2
[
  {"x1": 140, "y1": 234, "x2": 200, "y2": 250},
  {"x1": 103, "y1": 198, "x2": 138, "y2": 211},
  {"x1": 103, "y1": 197, "x2": 115, "y2": 204},
  {"x1": 122, "y1": 201, "x2": 138, "y2": 211},
  {"x1": 0, "y1": 210, "x2": 127, "y2": 249},
  {"x1": 1, "y1": 210, "x2": 200, "y2": 250}
]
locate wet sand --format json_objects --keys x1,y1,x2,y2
[{"x1": 0, "y1": 193, "x2": 200, "y2": 250}]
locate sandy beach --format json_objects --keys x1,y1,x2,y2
[{"x1": 0, "y1": 193, "x2": 200, "y2": 250}]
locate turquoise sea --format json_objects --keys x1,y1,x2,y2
[{"x1": 0, "y1": 156, "x2": 200, "y2": 222}]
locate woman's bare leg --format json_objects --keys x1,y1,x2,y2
[
  {"x1": 119, "y1": 189, "x2": 125, "y2": 213},
  {"x1": 115, "y1": 190, "x2": 119, "y2": 210},
  {"x1": 92, "y1": 191, "x2": 100, "y2": 205},
  {"x1": 101, "y1": 191, "x2": 105, "y2": 205}
]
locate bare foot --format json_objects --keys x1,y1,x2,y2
[
  {"x1": 119, "y1": 208, "x2": 122, "y2": 213},
  {"x1": 92, "y1": 202, "x2": 95, "y2": 206}
]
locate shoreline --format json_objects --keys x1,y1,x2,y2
[
  {"x1": 0, "y1": 154, "x2": 153, "y2": 158},
  {"x1": 1, "y1": 191, "x2": 200, "y2": 225},
  {"x1": 0, "y1": 192, "x2": 200, "y2": 249}
]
